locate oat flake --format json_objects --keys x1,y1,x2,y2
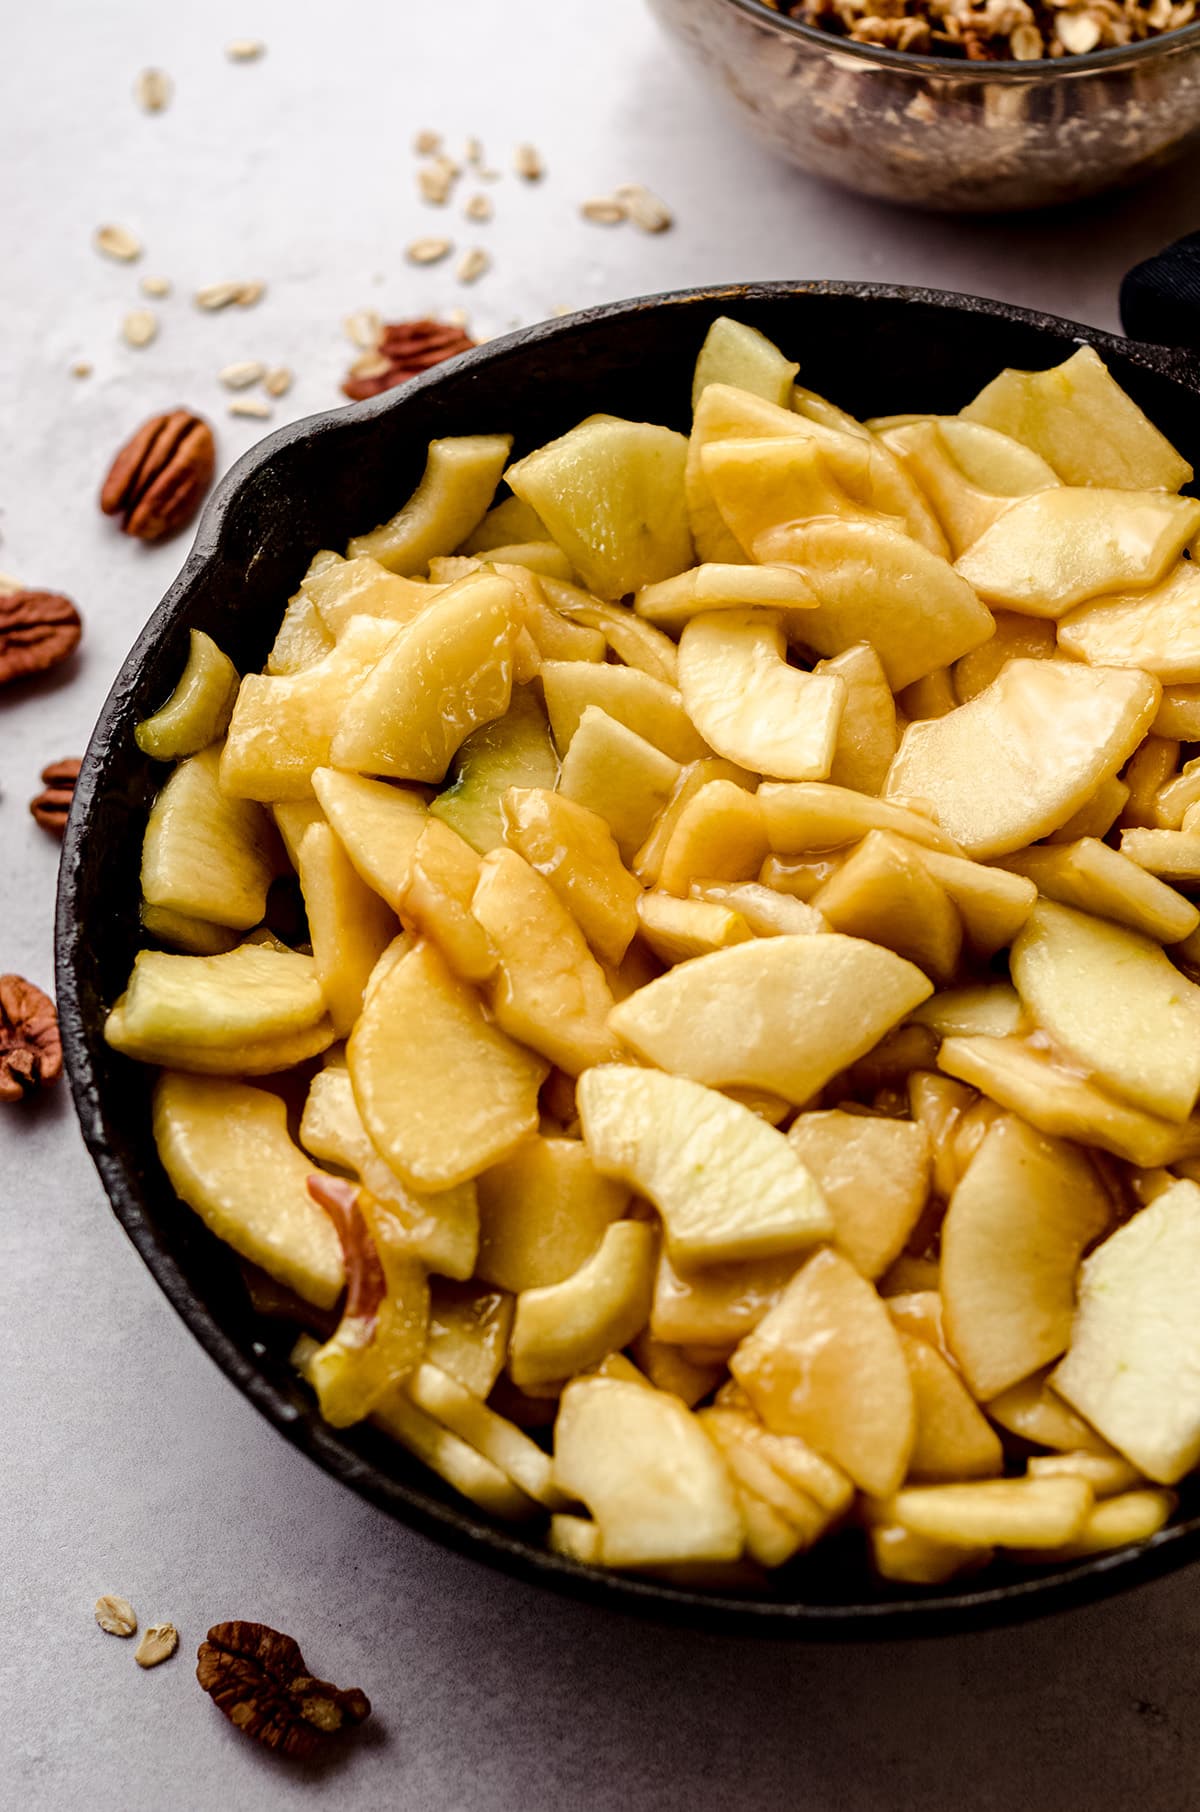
[
  {"x1": 457, "y1": 247, "x2": 490, "y2": 284},
  {"x1": 95, "y1": 1594, "x2": 138, "y2": 1637},
  {"x1": 226, "y1": 39, "x2": 265, "y2": 61},
  {"x1": 581, "y1": 197, "x2": 627, "y2": 224},
  {"x1": 220, "y1": 360, "x2": 266, "y2": 389},
  {"x1": 134, "y1": 1623, "x2": 180, "y2": 1668},
  {"x1": 514, "y1": 143, "x2": 544, "y2": 181},
  {"x1": 122, "y1": 309, "x2": 158, "y2": 348},
  {"x1": 464, "y1": 193, "x2": 493, "y2": 222},
  {"x1": 616, "y1": 184, "x2": 673, "y2": 233},
  {"x1": 139, "y1": 275, "x2": 172, "y2": 298},
  {"x1": 345, "y1": 309, "x2": 383, "y2": 349},
  {"x1": 95, "y1": 224, "x2": 142, "y2": 263},
  {"x1": 414, "y1": 128, "x2": 442, "y2": 156},
  {"x1": 264, "y1": 367, "x2": 293, "y2": 397},
  {"x1": 407, "y1": 237, "x2": 453, "y2": 266},
  {"x1": 229, "y1": 397, "x2": 272, "y2": 419},
  {"x1": 134, "y1": 68, "x2": 172, "y2": 113}
]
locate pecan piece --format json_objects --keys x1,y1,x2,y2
[
  {"x1": 196, "y1": 1622, "x2": 371, "y2": 1761},
  {"x1": 0, "y1": 974, "x2": 63, "y2": 1102},
  {"x1": 100, "y1": 409, "x2": 216, "y2": 541},
  {"x1": 0, "y1": 590, "x2": 82, "y2": 688},
  {"x1": 30, "y1": 757, "x2": 81, "y2": 834},
  {"x1": 341, "y1": 317, "x2": 476, "y2": 401}
]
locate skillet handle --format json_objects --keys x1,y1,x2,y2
[{"x1": 1120, "y1": 232, "x2": 1200, "y2": 370}]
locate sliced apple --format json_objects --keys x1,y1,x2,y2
[
  {"x1": 347, "y1": 433, "x2": 512, "y2": 573},
  {"x1": 940, "y1": 1112, "x2": 1111, "y2": 1400},
  {"x1": 1014, "y1": 1488, "x2": 1176, "y2": 1563},
  {"x1": 508, "y1": 1220, "x2": 657, "y2": 1389},
  {"x1": 691, "y1": 316, "x2": 798, "y2": 410},
  {"x1": 267, "y1": 588, "x2": 335, "y2": 675},
  {"x1": 139, "y1": 904, "x2": 238, "y2": 957},
  {"x1": 330, "y1": 572, "x2": 517, "y2": 782},
  {"x1": 752, "y1": 517, "x2": 993, "y2": 691},
  {"x1": 1053, "y1": 1177, "x2": 1200, "y2": 1483},
  {"x1": 634, "y1": 562, "x2": 816, "y2": 631},
  {"x1": 951, "y1": 610, "x2": 1057, "y2": 705},
  {"x1": 655, "y1": 780, "x2": 768, "y2": 897},
  {"x1": 141, "y1": 744, "x2": 277, "y2": 931},
  {"x1": 786, "y1": 1109, "x2": 931, "y2": 1280},
  {"x1": 1121, "y1": 826, "x2": 1200, "y2": 883},
  {"x1": 501, "y1": 786, "x2": 640, "y2": 967},
  {"x1": 428, "y1": 684, "x2": 559, "y2": 856},
  {"x1": 347, "y1": 937, "x2": 546, "y2": 1190},
  {"x1": 107, "y1": 943, "x2": 326, "y2": 1055},
  {"x1": 867, "y1": 1518, "x2": 993, "y2": 1586},
  {"x1": 881, "y1": 418, "x2": 1057, "y2": 558},
  {"x1": 955, "y1": 488, "x2": 1200, "y2": 616},
  {"x1": 310, "y1": 768, "x2": 429, "y2": 909},
  {"x1": 650, "y1": 1248, "x2": 796, "y2": 1348},
  {"x1": 135, "y1": 628, "x2": 240, "y2": 761},
  {"x1": 908, "y1": 846, "x2": 1036, "y2": 957},
  {"x1": 221, "y1": 615, "x2": 400, "y2": 800},
  {"x1": 537, "y1": 575, "x2": 679, "y2": 685},
  {"x1": 884, "y1": 659, "x2": 1160, "y2": 858},
  {"x1": 475, "y1": 1135, "x2": 629, "y2": 1293},
  {"x1": 609, "y1": 933, "x2": 931, "y2": 1104},
  {"x1": 629, "y1": 1333, "x2": 724, "y2": 1407},
  {"x1": 1026, "y1": 1451, "x2": 1143, "y2": 1499},
  {"x1": 1011, "y1": 900, "x2": 1200, "y2": 1121},
  {"x1": 471, "y1": 847, "x2": 620, "y2": 1074},
  {"x1": 636, "y1": 892, "x2": 752, "y2": 964},
  {"x1": 899, "y1": 1332, "x2": 1004, "y2": 1481},
  {"x1": 297, "y1": 821, "x2": 397, "y2": 1036},
  {"x1": 702, "y1": 434, "x2": 892, "y2": 553},
  {"x1": 910, "y1": 983, "x2": 1023, "y2": 1041},
  {"x1": 153, "y1": 1071, "x2": 344, "y2": 1307},
  {"x1": 810, "y1": 642, "x2": 897, "y2": 796},
  {"x1": 541, "y1": 659, "x2": 708, "y2": 765},
  {"x1": 892, "y1": 1477, "x2": 1093, "y2": 1549},
  {"x1": 578, "y1": 1065, "x2": 832, "y2": 1267},
  {"x1": 633, "y1": 759, "x2": 754, "y2": 886},
  {"x1": 505, "y1": 417, "x2": 693, "y2": 599},
  {"x1": 300, "y1": 1061, "x2": 478, "y2": 1280},
  {"x1": 677, "y1": 609, "x2": 844, "y2": 781},
  {"x1": 1153, "y1": 685, "x2": 1200, "y2": 739},
  {"x1": 302, "y1": 553, "x2": 439, "y2": 636},
  {"x1": 426, "y1": 1280, "x2": 513, "y2": 1395},
  {"x1": 461, "y1": 493, "x2": 549, "y2": 553},
  {"x1": 939, "y1": 1033, "x2": 1200, "y2": 1168},
  {"x1": 759, "y1": 780, "x2": 960, "y2": 857},
  {"x1": 813, "y1": 830, "x2": 962, "y2": 984},
  {"x1": 688, "y1": 880, "x2": 825, "y2": 937},
  {"x1": 399, "y1": 819, "x2": 496, "y2": 983},
  {"x1": 1058, "y1": 558, "x2": 1200, "y2": 681},
  {"x1": 552, "y1": 1375, "x2": 744, "y2": 1566},
  {"x1": 959, "y1": 343, "x2": 1193, "y2": 492},
  {"x1": 558, "y1": 707, "x2": 682, "y2": 863},
  {"x1": 731, "y1": 1247, "x2": 915, "y2": 1497},
  {"x1": 1047, "y1": 775, "x2": 1130, "y2": 844},
  {"x1": 996, "y1": 838, "x2": 1198, "y2": 945}
]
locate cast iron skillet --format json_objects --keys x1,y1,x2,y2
[{"x1": 57, "y1": 282, "x2": 1200, "y2": 1640}]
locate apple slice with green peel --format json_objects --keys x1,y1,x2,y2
[
  {"x1": 154, "y1": 1072, "x2": 344, "y2": 1308},
  {"x1": 731, "y1": 1247, "x2": 915, "y2": 1497},
  {"x1": 311, "y1": 768, "x2": 429, "y2": 909},
  {"x1": 221, "y1": 615, "x2": 401, "y2": 800},
  {"x1": 939, "y1": 1033, "x2": 1200, "y2": 1167},
  {"x1": 508, "y1": 1221, "x2": 657, "y2": 1390},
  {"x1": 141, "y1": 744, "x2": 277, "y2": 931},
  {"x1": 691, "y1": 316, "x2": 799, "y2": 411},
  {"x1": 940, "y1": 1113, "x2": 1112, "y2": 1400},
  {"x1": 475, "y1": 1136, "x2": 629, "y2": 1294},
  {"x1": 812, "y1": 642, "x2": 897, "y2": 796},
  {"x1": 471, "y1": 847, "x2": 621, "y2": 1075},
  {"x1": 347, "y1": 433, "x2": 512, "y2": 573},
  {"x1": 558, "y1": 708, "x2": 681, "y2": 863},
  {"x1": 106, "y1": 943, "x2": 327, "y2": 1056},
  {"x1": 786, "y1": 1110, "x2": 931, "y2": 1281},
  {"x1": 954, "y1": 488, "x2": 1200, "y2": 616},
  {"x1": 300, "y1": 1060, "x2": 479, "y2": 1281},
  {"x1": 135, "y1": 628, "x2": 240, "y2": 762},
  {"x1": 1011, "y1": 900, "x2": 1200, "y2": 1121},
  {"x1": 330, "y1": 572, "x2": 518, "y2": 782},
  {"x1": 677, "y1": 609, "x2": 845, "y2": 781},
  {"x1": 578, "y1": 1066, "x2": 832, "y2": 1268},
  {"x1": 959, "y1": 344, "x2": 1193, "y2": 492},
  {"x1": 297, "y1": 821, "x2": 397, "y2": 1038},
  {"x1": 892, "y1": 1477, "x2": 1093, "y2": 1549},
  {"x1": 634, "y1": 562, "x2": 817, "y2": 631},
  {"x1": 505, "y1": 417, "x2": 693, "y2": 599},
  {"x1": 812, "y1": 830, "x2": 963, "y2": 984},
  {"x1": 752, "y1": 518, "x2": 993, "y2": 691},
  {"x1": 1053, "y1": 1178, "x2": 1200, "y2": 1483},
  {"x1": 540, "y1": 659, "x2": 708, "y2": 765},
  {"x1": 552, "y1": 1375, "x2": 745, "y2": 1566},
  {"x1": 501, "y1": 786, "x2": 640, "y2": 967},
  {"x1": 996, "y1": 838, "x2": 1198, "y2": 945},
  {"x1": 900, "y1": 1332, "x2": 1004, "y2": 1481},
  {"x1": 608, "y1": 933, "x2": 932, "y2": 1105},
  {"x1": 348, "y1": 938, "x2": 547, "y2": 1191},
  {"x1": 429, "y1": 685, "x2": 558, "y2": 855},
  {"x1": 1058, "y1": 559, "x2": 1200, "y2": 680},
  {"x1": 885, "y1": 659, "x2": 1160, "y2": 858}
]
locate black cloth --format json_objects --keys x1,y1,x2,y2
[{"x1": 1120, "y1": 231, "x2": 1200, "y2": 352}]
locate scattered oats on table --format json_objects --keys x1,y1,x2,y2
[
  {"x1": 95, "y1": 1594, "x2": 137, "y2": 1637},
  {"x1": 407, "y1": 236, "x2": 454, "y2": 266},
  {"x1": 581, "y1": 196, "x2": 628, "y2": 224},
  {"x1": 225, "y1": 38, "x2": 265, "y2": 61},
  {"x1": 219, "y1": 360, "x2": 266, "y2": 390},
  {"x1": 264, "y1": 367, "x2": 293, "y2": 397},
  {"x1": 122, "y1": 309, "x2": 158, "y2": 348},
  {"x1": 94, "y1": 224, "x2": 142, "y2": 262},
  {"x1": 616, "y1": 183, "x2": 673, "y2": 233},
  {"x1": 457, "y1": 247, "x2": 491, "y2": 284},
  {"x1": 413, "y1": 127, "x2": 442, "y2": 155},
  {"x1": 134, "y1": 1623, "x2": 180, "y2": 1669},
  {"x1": 70, "y1": 360, "x2": 93, "y2": 379},
  {"x1": 134, "y1": 67, "x2": 172, "y2": 112},
  {"x1": 139, "y1": 274, "x2": 172, "y2": 299},
  {"x1": 229, "y1": 397, "x2": 272, "y2": 420},
  {"x1": 345, "y1": 308, "x2": 383, "y2": 349},
  {"x1": 465, "y1": 192, "x2": 493, "y2": 222},
  {"x1": 514, "y1": 142, "x2": 544, "y2": 180}
]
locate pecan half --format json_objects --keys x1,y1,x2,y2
[
  {"x1": 0, "y1": 590, "x2": 82, "y2": 688},
  {"x1": 0, "y1": 974, "x2": 63, "y2": 1102},
  {"x1": 100, "y1": 409, "x2": 216, "y2": 541},
  {"x1": 196, "y1": 1622, "x2": 371, "y2": 1761},
  {"x1": 30, "y1": 757, "x2": 81, "y2": 834},
  {"x1": 341, "y1": 318, "x2": 476, "y2": 401}
]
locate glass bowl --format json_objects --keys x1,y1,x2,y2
[{"x1": 648, "y1": 0, "x2": 1200, "y2": 210}]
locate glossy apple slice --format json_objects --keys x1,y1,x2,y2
[{"x1": 677, "y1": 609, "x2": 845, "y2": 781}]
